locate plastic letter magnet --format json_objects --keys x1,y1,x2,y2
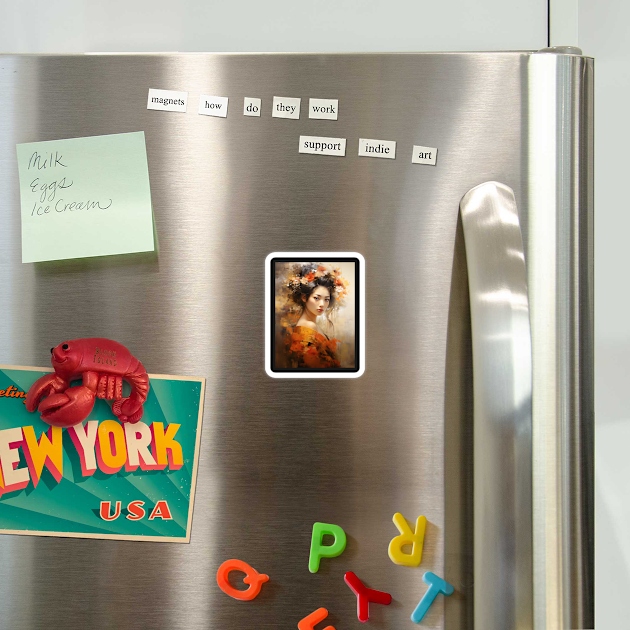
[
  {"x1": 308, "y1": 522, "x2": 347, "y2": 573},
  {"x1": 410, "y1": 571, "x2": 454, "y2": 623},
  {"x1": 388, "y1": 512, "x2": 427, "y2": 567},
  {"x1": 344, "y1": 571, "x2": 392, "y2": 622},
  {"x1": 298, "y1": 607, "x2": 335, "y2": 630},
  {"x1": 216, "y1": 559, "x2": 269, "y2": 601}
]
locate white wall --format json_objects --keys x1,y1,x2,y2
[
  {"x1": 0, "y1": 0, "x2": 547, "y2": 53},
  {"x1": 575, "y1": 2, "x2": 629, "y2": 627}
]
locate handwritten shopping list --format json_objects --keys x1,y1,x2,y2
[{"x1": 16, "y1": 132, "x2": 154, "y2": 263}]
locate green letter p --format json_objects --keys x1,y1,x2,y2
[{"x1": 308, "y1": 522, "x2": 347, "y2": 573}]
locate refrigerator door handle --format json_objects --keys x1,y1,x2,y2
[{"x1": 460, "y1": 181, "x2": 533, "y2": 629}]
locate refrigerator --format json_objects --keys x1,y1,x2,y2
[{"x1": 0, "y1": 50, "x2": 593, "y2": 629}]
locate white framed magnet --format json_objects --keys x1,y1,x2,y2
[{"x1": 265, "y1": 252, "x2": 366, "y2": 379}]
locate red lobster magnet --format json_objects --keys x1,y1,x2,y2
[{"x1": 26, "y1": 338, "x2": 149, "y2": 428}]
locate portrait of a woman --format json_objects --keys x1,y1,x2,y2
[{"x1": 273, "y1": 261, "x2": 357, "y2": 370}]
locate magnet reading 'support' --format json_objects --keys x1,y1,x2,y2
[{"x1": 25, "y1": 338, "x2": 149, "y2": 428}]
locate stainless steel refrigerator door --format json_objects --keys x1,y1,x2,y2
[{"x1": 0, "y1": 52, "x2": 593, "y2": 629}]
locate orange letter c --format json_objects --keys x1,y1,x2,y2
[{"x1": 216, "y1": 559, "x2": 269, "y2": 601}]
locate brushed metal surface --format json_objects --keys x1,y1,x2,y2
[
  {"x1": 0, "y1": 52, "x2": 592, "y2": 629},
  {"x1": 460, "y1": 182, "x2": 533, "y2": 630},
  {"x1": 527, "y1": 53, "x2": 595, "y2": 630}
]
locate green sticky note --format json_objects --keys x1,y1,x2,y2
[{"x1": 17, "y1": 131, "x2": 155, "y2": 263}]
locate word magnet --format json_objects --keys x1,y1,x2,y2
[
  {"x1": 358, "y1": 138, "x2": 396, "y2": 159},
  {"x1": 308, "y1": 98, "x2": 338, "y2": 120},
  {"x1": 308, "y1": 522, "x2": 346, "y2": 573},
  {"x1": 147, "y1": 88, "x2": 187, "y2": 112},
  {"x1": 272, "y1": 96, "x2": 301, "y2": 119},
  {"x1": 198, "y1": 95, "x2": 228, "y2": 118},
  {"x1": 411, "y1": 144, "x2": 438, "y2": 165},
  {"x1": 216, "y1": 559, "x2": 269, "y2": 601},
  {"x1": 243, "y1": 97, "x2": 261, "y2": 117},
  {"x1": 299, "y1": 136, "x2": 346, "y2": 157},
  {"x1": 388, "y1": 512, "x2": 427, "y2": 566}
]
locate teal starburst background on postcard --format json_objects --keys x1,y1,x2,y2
[{"x1": 0, "y1": 367, "x2": 203, "y2": 541}]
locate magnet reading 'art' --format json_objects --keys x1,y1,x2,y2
[
  {"x1": 25, "y1": 338, "x2": 149, "y2": 428},
  {"x1": 388, "y1": 512, "x2": 427, "y2": 567},
  {"x1": 216, "y1": 559, "x2": 269, "y2": 601}
]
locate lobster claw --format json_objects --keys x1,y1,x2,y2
[
  {"x1": 37, "y1": 386, "x2": 96, "y2": 428},
  {"x1": 25, "y1": 373, "x2": 66, "y2": 413},
  {"x1": 112, "y1": 398, "x2": 144, "y2": 424}
]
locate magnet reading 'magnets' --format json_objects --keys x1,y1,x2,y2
[{"x1": 26, "y1": 338, "x2": 149, "y2": 428}]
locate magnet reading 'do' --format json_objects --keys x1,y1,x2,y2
[{"x1": 26, "y1": 338, "x2": 149, "y2": 427}]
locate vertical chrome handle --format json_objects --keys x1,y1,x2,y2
[{"x1": 460, "y1": 181, "x2": 533, "y2": 629}]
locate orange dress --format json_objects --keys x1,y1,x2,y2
[{"x1": 284, "y1": 326, "x2": 341, "y2": 368}]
